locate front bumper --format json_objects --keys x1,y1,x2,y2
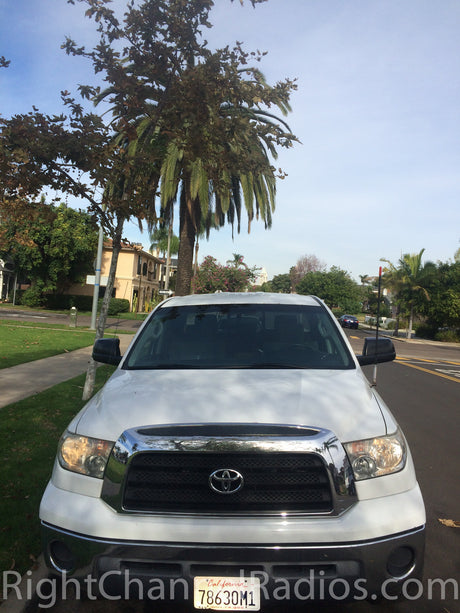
[
  {"x1": 41, "y1": 522, "x2": 425, "y2": 603},
  {"x1": 39, "y1": 474, "x2": 426, "y2": 545}
]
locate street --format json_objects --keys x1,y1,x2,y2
[
  {"x1": 35, "y1": 330, "x2": 460, "y2": 612},
  {"x1": 0, "y1": 307, "x2": 143, "y2": 332},
  {"x1": 346, "y1": 329, "x2": 460, "y2": 613}
]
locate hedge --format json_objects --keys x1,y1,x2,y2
[
  {"x1": 98, "y1": 298, "x2": 130, "y2": 316},
  {"x1": 42, "y1": 294, "x2": 130, "y2": 315},
  {"x1": 44, "y1": 294, "x2": 94, "y2": 311}
]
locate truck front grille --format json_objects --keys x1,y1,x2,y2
[{"x1": 122, "y1": 451, "x2": 333, "y2": 514}]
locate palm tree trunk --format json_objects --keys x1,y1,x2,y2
[
  {"x1": 394, "y1": 304, "x2": 400, "y2": 338},
  {"x1": 407, "y1": 304, "x2": 414, "y2": 339},
  {"x1": 175, "y1": 191, "x2": 196, "y2": 296},
  {"x1": 194, "y1": 239, "x2": 199, "y2": 277}
]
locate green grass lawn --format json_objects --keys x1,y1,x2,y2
[
  {"x1": 0, "y1": 365, "x2": 116, "y2": 582},
  {"x1": 0, "y1": 303, "x2": 149, "y2": 321},
  {"x1": 0, "y1": 323, "x2": 97, "y2": 369}
]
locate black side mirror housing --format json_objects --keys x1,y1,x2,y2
[
  {"x1": 357, "y1": 337, "x2": 396, "y2": 366},
  {"x1": 92, "y1": 337, "x2": 122, "y2": 365}
]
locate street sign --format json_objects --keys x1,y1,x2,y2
[
  {"x1": 86, "y1": 275, "x2": 108, "y2": 286},
  {"x1": 158, "y1": 289, "x2": 174, "y2": 296}
]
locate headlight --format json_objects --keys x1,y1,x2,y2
[
  {"x1": 58, "y1": 431, "x2": 114, "y2": 479},
  {"x1": 344, "y1": 429, "x2": 406, "y2": 480}
]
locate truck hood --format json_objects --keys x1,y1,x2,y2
[{"x1": 72, "y1": 368, "x2": 389, "y2": 443}]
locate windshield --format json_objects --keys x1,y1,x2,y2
[{"x1": 124, "y1": 303, "x2": 354, "y2": 370}]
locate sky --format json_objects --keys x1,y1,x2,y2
[{"x1": 1, "y1": 0, "x2": 459, "y2": 282}]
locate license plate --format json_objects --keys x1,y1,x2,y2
[{"x1": 194, "y1": 576, "x2": 260, "y2": 611}]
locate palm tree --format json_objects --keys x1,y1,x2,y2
[
  {"x1": 90, "y1": 15, "x2": 297, "y2": 296},
  {"x1": 154, "y1": 95, "x2": 294, "y2": 295},
  {"x1": 226, "y1": 253, "x2": 245, "y2": 267},
  {"x1": 149, "y1": 226, "x2": 179, "y2": 258},
  {"x1": 381, "y1": 249, "x2": 434, "y2": 339},
  {"x1": 379, "y1": 262, "x2": 404, "y2": 337}
]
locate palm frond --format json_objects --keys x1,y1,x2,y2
[
  {"x1": 239, "y1": 172, "x2": 254, "y2": 221},
  {"x1": 160, "y1": 141, "x2": 182, "y2": 208}
]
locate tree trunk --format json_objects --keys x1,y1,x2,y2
[
  {"x1": 175, "y1": 192, "x2": 196, "y2": 296},
  {"x1": 194, "y1": 239, "x2": 199, "y2": 277},
  {"x1": 394, "y1": 305, "x2": 400, "y2": 338},
  {"x1": 82, "y1": 215, "x2": 125, "y2": 401},
  {"x1": 407, "y1": 304, "x2": 414, "y2": 339}
]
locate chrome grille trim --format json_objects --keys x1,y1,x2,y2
[{"x1": 101, "y1": 423, "x2": 357, "y2": 517}]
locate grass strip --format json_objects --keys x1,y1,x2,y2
[
  {"x1": 0, "y1": 319, "x2": 138, "y2": 335},
  {"x1": 0, "y1": 304, "x2": 148, "y2": 321},
  {"x1": 0, "y1": 324, "x2": 96, "y2": 369},
  {"x1": 0, "y1": 365, "x2": 116, "y2": 579},
  {"x1": 0, "y1": 319, "x2": 89, "y2": 331}
]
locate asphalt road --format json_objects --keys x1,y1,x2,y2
[
  {"x1": 0, "y1": 307, "x2": 143, "y2": 332},
  {"x1": 30, "y1": 328, "x2": 460, "y2": 613},
  {"x1": 345, "y1": 329, "x2": 460, "y2": 613}
]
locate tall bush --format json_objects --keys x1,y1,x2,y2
[{"x1": 192, "y1": 256, "x2": 258, "y2": 294}]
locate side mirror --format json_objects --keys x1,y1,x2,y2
[
  {"x1": 92, "y1": 338, "x2": 122, "y2": 365},
  {"x1": 357, "y1": 337, "x2": 396, "y2": 366}
]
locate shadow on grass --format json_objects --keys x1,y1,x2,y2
[{"x1": 0, "y1": 365, "x2": 116, "y2": 580}]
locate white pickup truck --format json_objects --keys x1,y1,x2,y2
[{"x1": 40, "y1": 293, "x2": 425, "y2": 609}]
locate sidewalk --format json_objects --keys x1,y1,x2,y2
[
  {"x1": 0, "y1": 333, "x2": 136, "y2": 612},
  {"x1": 0, "y1": 334, "x2": 135, "y2": 409},
  {"x1": 359, "y1": 323, "x2": 460, "y2": 348}
]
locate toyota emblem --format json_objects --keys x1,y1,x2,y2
[{"x1": 209, "y1": 469, "x2": 244, "y2": 494}]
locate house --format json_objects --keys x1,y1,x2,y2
[
  {"x1": 67, "y1": 242, "x2": 171, "y2": 311},
  {"x1": 255, "y1": 267, "x2": 268, "y2": 287},
  {"x1": 0, "y1": 257, "x2": 15, "y2": 301}
]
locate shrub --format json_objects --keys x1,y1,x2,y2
[
  {"x1": 44, "y1": 294, "x2": 94, "y2": 311},
  {"x1": 43, "y1": 294, "x2": 72, "y2": 310},
  {"x1": 339, "y1": 300, "x2": 362, "y2": 315},
  {"x1": 21, "y1": 286, "x2": 46, "y2": 307},
  {"x1": 434, "y1": 329, "x2": 460, "y2": 343},
  {"x1": 98, "y1": 298, "x2": 130, "y2": 316},
  {"x1": 192, "y1": 256, "x2": 258, "y2": 294},
  {"x1": 72, "y1": 295, "x2": 95, "y2": 311},
  {"x1": 414, "y1": 323, "x2": 437, "y2": 340}
]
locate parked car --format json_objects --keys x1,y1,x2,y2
[
  {"x1": 339, "y1": 314, "x2": 359, "y2": 329},
  {"x1": 40, "y1": 293, "x2": 425, "y2": 607}
]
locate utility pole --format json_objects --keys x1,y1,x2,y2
[
  {"x1": 90, "y1": 225, "x2": 104, "y2": 330},
  {"x1": 372, "y1": 266, "x2": 383, "y2": 386}
]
